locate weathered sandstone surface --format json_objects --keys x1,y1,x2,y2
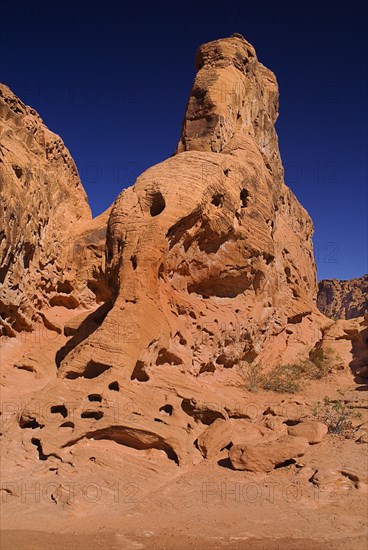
[{"x1": 0, "y1": 83, "x2": 109, "y2": 337}]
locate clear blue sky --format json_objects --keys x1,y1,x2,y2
[{"x1": 1, "y1": 0, "x2": 367, "y2": 281}]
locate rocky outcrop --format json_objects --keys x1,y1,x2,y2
[
  {"x1": 0, "y1": 84, "x2": 109, "y2": 336},
  {"x1": 8, "y1": 34, "x2": 331, "y2": 470},
  {"x1": 317, "y1": 275, "x2": 368, "y2": 320}
]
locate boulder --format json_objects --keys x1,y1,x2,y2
[
  {"x1": 229, "y1": 435, "x2": 309, "y2": 472},
  {"x1": 287, "y1": 420, "x2": 328, "y2": 444},
  {"x1": 197, "y1": 418, "x2": 233, "y2": 458}
]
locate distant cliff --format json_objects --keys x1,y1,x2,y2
[{"x1": 317, "y1": 275, "x2": 368, "y2": 319}]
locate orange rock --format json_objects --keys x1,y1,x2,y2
[
  {"x1": 287, "y1": 420, "x2": 328, "y2": 444},
  {"x1": 197, "y1": 418, "x2": 233, "y2": 458},
  {"x1": 0, "y1": 84, "x2": 109, "y2": 337},
  {"x1": 229, "y1": 435, "x2": 309, "y2": 472}
]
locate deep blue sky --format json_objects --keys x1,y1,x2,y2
[{"x1": 1, "y1": 0, "x2": 367, "y2": 281}]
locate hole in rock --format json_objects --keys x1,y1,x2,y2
[
  {"x1": 240, "y1": 188, "x2": 249, "y2": 207},
  {"x1": 156, "y1": 349, "x2": 182, "y2": 366},
  {"x1": 223, "y1": 168, "x2": 229, "y2": 177},
  {"x1": 159, "y1": 404, "x2": 173, "y2": 416},
  {"x1": 81, "y1": 411, "x2": 104, "y2": 420},
  {"x1": 274, "y1": 458, "x2": 296, "y2": 469},
  {"x1": 283, "y1": 419, "x2": 300, "y2": 426},
  {"x1": 88, "y1": 394, "x2": 102, "y2": 402},
  {"x1": 130, "y1": 255, "x2": 137, "y2": 270},
  {"x1": 150, "y1": 191, "x2": 166, "y2": 217},
  {"x1": 66, "y1": 360, "x2": 111, "y2": 380},
  {"x1": 340, "y1": 471, "x2": 359, "y2": 487},
  {"x1": 89, "y1": 456, "x2": 96, "y2": 462},
  {"x1": 158, "y1": 263, "x2": 165, "y2": 279},
  {"x1": 216, "y1": 354, "x2": 235, "y2": 369},
  {"x1": 12, "y1": 164, "x2": 23, "y2": 179},
  {"x1": 59, "y1": 421, "x2": 75, "y2": 429},
  {"x1": 154, "y1": 417, "x2": 166, "y2": 424},
  {"x1": 23, "y1": 243, "x2": 35, "y2": 269},
  {"x1": 63, "y1": 426, "x2": 179, "y2": 465},
  {"x1": 263, "y1": 253, "x2": 275, "y2": 265},
  {"x1": 175, "y1": 332, "x2": 187, "y2": 346},
  {"x1": 199, "y1": 362, "x2": 216, "y2": 374},
  {"x1": 108, "y1": 381, "x2": 120, "y2": 391},
  {"x1": 31, "y1": 438, "x2": 48, "y2": 461},
  {"x1": 218, "y1": 457, "x2": 235, "y2": 469},
  {"x1": 19, "y1": 416, "x2": 44, "y2": 429},
  {"x1": 211, "y1": 194, "x2": 224, "y2": 207},
  {"x1": 49, "y1": 294, "x2": 79, "y2": 309},
  {"x1": 131, "y1": 361, "x2": 149, "y2": 382},
  {"x1": 50, "y1": 405, "x2": 68, "y2": 418},
  {"x1": 57, "y1": 280, "x2": 73, "y2": 294},
  {"x1": 181, "y1": 399, "x2": 225, "y2": 425},
  {"x1": 15, "y1": 364, "x2": 36, "y2": 373}
]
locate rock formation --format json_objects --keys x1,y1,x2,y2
[
  {"x1": 318, "y1": 275, "x2": 368, "y2": 319},
  {"x1": 0, "y1": 84, "x2": 109, "y2": 337},
  {"x1": 1, "y1": 37, "x2": 368, "y2": 545},
  {"x1": 3, "y1": 34, "x2": 335, "y2": 471}
]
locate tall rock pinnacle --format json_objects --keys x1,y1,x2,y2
[{"x1": 177, "y1": 34, "x2": 283, "y2": 184}]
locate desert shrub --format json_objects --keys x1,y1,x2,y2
[
  {"x1": 313, "y1": 396, "x2": 356, "y2": 436},
  {"x1": 238, "y1": 361, "x2": 309, "y2": 393},
  {"x1": 262, "y1": 363, "x2": 305, "y2": 393},
  {"x1": 307, "y1": 347, "x2": 343, "y2": 378},
  {"x1": 237, "y1": 360, "x2": 265, "y2": 393},
  {"x1": 237, "y1": 347, "x2": 344, "y2": 394}
]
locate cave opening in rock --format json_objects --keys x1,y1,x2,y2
[
  {"x1": 88, "y1": 394, "x2": 102, "y2": 402},
  {"x1": 159, "y1": 404, "x2": 173, "y2": 415},
  {"x1": 240, "y1": 188, "x2": 249, "y2": 207},
  {"x1": 81, "y1": 411, "x2": 104, "y2": 420},
  {"x1": 211, "y1": 194, "x2": 224, "y2": 207},
  {"x1": 131, "y1": 360, "x2": 149, "y2": 382},
  {"x1": 50, "y1": 405, "x2": 68, "y2": 418},
  {"x1": 150, "y1": 191, "x2": 166, "y2": 216}
]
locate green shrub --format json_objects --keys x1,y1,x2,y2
[
  {"x1": 307, "y1": 347, "x2": 343, "y2": 378},
  {"x1": 313, "y1": 396, "x2": 356, "y2": 436},
  {"x1": 237, "y1": 360, "x2": 265, "y2": 393},
  {"x1": 262, "y1": 363, "x2": 305, "y2": 393},
  {"x1": 237, "y1": 347, "x2": 344, "y2": 395}
]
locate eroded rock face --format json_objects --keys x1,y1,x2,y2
[
  {"x1": 8, "y1": 35, "x2": 332, "y2": 469},
  {"x1": 0, "y1": 84, "x2": 109, "y2": 336},
  {"x1": 317, "y1": 275, "x2": 368, "y2": 320}
]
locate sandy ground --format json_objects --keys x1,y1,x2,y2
[{"x1": 1, "y1": 531, "x2": 367, "y2": 550}]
